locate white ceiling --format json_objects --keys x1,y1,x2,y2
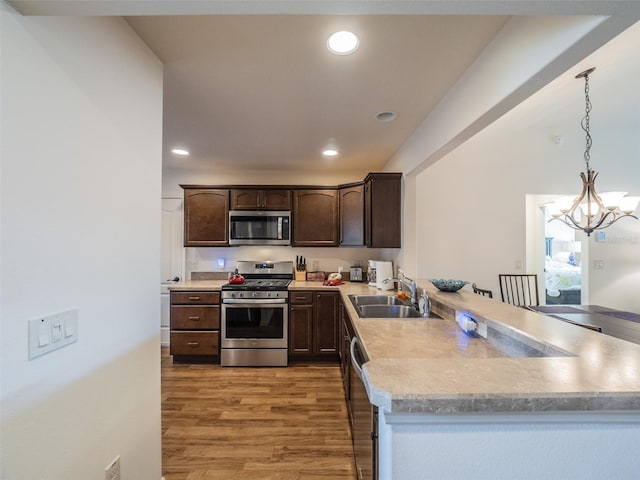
[
  {"x1": 126, "y1": 15, "x2": 508, "y2": 172},
  {"x1": 9, "y1": 0, "x2": 640, "y2": 175}
]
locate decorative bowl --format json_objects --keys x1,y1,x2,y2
[{"x1": 429, "y1": 278, "x2": 468, "y2": 292}]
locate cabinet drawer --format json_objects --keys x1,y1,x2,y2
[
  {"x1": 171, "y1": 291, "x2": 220, "y2": 305},
  {"x1": 170, "y1": 331, "x2": 219, "y2": 356},
  {"x1": 171, "y1": 306, "x2": 220, "y2": 330},
  {"x1": 290, "y1": 291, "x2": 314, "y2": 304}
]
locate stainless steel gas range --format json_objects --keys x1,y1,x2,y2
[{"x1": 220, "y1": 261, "x2": 293, "y2": 367}]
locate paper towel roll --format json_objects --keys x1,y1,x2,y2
[{"x1": 376, "y1": 261, "x2": 394, "y2": 291}]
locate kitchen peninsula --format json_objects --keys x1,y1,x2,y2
[{"x1": 170, "y1": 279, "x2": 640, "y2": 479}]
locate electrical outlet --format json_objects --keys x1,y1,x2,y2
[
  {"x1": 476, "y1": 320, "x2": 488, "y2": 339},
  {"x1": 594, "y1": 259, "x2": 605, "y2": 270},
  {"x1": 105, "y1": 455, "x2": 120, "y2": 480}
]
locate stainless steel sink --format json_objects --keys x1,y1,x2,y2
[
  {"x1": 349, "y1": 295, "x2": 405, "y2": 306},
  {"x1": 357, "y1": 304, "x2": 423, "y2": 318},
  {"x1": 348, "y1": 294, "x2": 441, "y2": 319}
]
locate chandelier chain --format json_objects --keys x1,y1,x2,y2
[{"x1": 582, "y1": 72, "x2": 592, "y2": 170}]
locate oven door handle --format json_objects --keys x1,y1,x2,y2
[{"x1": 222, "y1": 299, "x2": 287, "y2": 305}]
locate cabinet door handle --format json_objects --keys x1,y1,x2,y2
[
  {"x1": 187, "y1": 342, "x2": 200, "y2": 347},
  {"x1": 188, "y1": 316, "x2": 200, "y2": 320},
  {"x1": 188, "y1": 296, "x2": 200, "y2": 301}
]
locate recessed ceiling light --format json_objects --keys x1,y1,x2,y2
[
  {"x1": 376, "y1": 111, "x2": 397, "y2": 122},
  {"x1": 327, "y1": 31, "x2": 359, "y2": 55},
  {"x1": 171, "y1": 148, "x2": 190, "y2": 156},
  {"x1": 322, "y1": 148, "x2": 339, "y2": 157}
]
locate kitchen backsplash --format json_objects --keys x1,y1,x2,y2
[
  {"x1": 186, "y1": 246, "x2": 394, "y2": 280},
  {"x1": 191, "y1": 271, "x2": 229, "y2": 280}
]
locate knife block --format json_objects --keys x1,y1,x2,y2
[{"x1": 295, "y1": 270, "x2": 306, "y2": 281}]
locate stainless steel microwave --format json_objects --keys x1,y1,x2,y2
[{"x1": 228, "y1": 211, "x2": 291, "y2": 246}]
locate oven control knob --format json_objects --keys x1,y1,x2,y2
[{"x1": 252, "y1": 291, "x2": 257, "y2": 298}]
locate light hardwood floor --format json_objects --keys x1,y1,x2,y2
[{"x1": 161, "y1": 348, "x2": 356, "y2": 480}]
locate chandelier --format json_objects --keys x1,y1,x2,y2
[{"x1": 548, "y1": 67, "x2": 639, "y2": 236}]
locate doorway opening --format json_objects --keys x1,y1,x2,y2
[
  {"x1": 526, "y1": 194, "x2": 587, "y2": 306},
  {"x1": 543, "y1": 206, "x2": 583, "y2": 304}
]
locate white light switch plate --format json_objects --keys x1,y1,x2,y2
[{"x1": 28, "y1": 308, "x2": 79, "y2": 360}]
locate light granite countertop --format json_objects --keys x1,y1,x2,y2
[
  {"x1": 168, "y1": 278, "x2": 640, "y2": 414},
  {"x1": 353, "y1": 281, "x2": 640, "y2": 414},
  {"x1": 167, "y1": 279, "x2": 228, "y2": 290}
]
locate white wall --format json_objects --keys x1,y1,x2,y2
[
  {"x1": 411, "y1": 22, "x2": 640, "y2": 311},
  {"x1": 1, "y1": 6, "x2": 163, "y2": 479},
  {"x1": 379, "y1": 411, "x2": 640, "y2": 480}
]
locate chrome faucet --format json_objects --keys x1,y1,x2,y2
[{"x1": 383, "y1": 272, "x2": 418, "y2": 307}]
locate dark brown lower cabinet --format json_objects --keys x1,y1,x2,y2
[
  {"x1": 170, "y1": 291, "x2": 220, "y2": 362},
  {"x1": 289, "y1": 303, "x2": 313, "y2": 355},
  {"x1": 289, "y1": 290, "x2": 338, "y2": 360}
]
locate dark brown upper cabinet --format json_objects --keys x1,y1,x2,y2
[
  {"x1": 339, "y1": 183, "x2": 365, "y2": 246},
  {"x1": 292, "y1": 189, "x2": 339, "y2": 247},
  {"x1": 181, "y1": 173, "x2": 400, "y2": 248},
  {"x1": 364, "y1": 173, "x2": 402, "y2": 248},
  {"x1": 230, "y1": 189, "x2": 291, "y2": 211},
  {"x1": 183, "y1": 188, "x2": 229, "y2": 246}
]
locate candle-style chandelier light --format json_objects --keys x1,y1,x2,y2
[{"x1": 548, "y1": 67, "x2": 639, "y2": 236}]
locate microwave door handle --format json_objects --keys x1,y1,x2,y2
[{"x1": 278, "y1": 217, "x2": 282, "y2": 240}]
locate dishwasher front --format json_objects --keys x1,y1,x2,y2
[{"x1": 350, "y1": 336, "x2": 378, "y2": 480}]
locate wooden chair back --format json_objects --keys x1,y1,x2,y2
[
  {"x1": 472, "y1": 283, "x2": 493, "y2": 298},
  {"x1": 499, "y1": 274, "x2": 540, "y2": 306}
]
